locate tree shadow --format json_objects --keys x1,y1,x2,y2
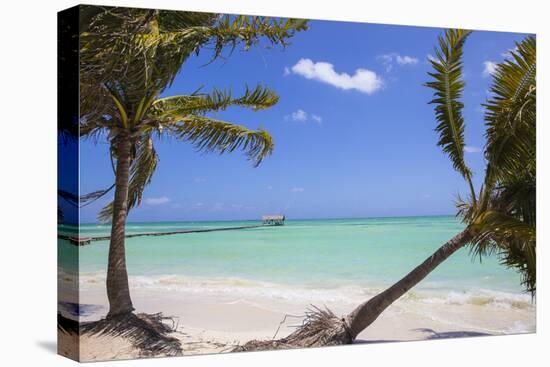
[
  {"x1": 354, "y1": 328, "x2": 492, "y2": 345},
  {"x1": 413, "y1": 328, "x2": 491, "y2": 339},
  {"x1": 354, "y1": 339, "x2": 399, "y2": 344}
]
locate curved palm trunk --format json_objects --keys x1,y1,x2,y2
[
  {"x1": 345, "y1": 228, "x2": 473, "y2": 340},
  {"x1": 106, "y1": 136, "x2": 135, "y2": 317}
]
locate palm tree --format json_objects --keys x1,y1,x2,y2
[
  {"x1": 79, "y1": 7, "x2": 307, "y2": 322},
  {"x1": 238, "y1": 29, "x2": 536, "y2": 351},
  {"x1": 85, "y1": 86, "x2": 280, "y2": 318}
]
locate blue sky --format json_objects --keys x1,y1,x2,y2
[{"x1": 75, "y1": 19, "x2": 529, "y2": 223}]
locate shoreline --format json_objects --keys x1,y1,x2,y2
[{"x1": 59, "y1": 274, "x2": 536, "y2": 361}]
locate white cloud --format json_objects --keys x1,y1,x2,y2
[
  {"x1": 396, "y1": 55, "x2": 419, "y2": 65},
  {"x1": 285, "y1": 109, "x2": 322, "y2": 124},
  {"x1": 379, "y1": 53, "x2": 418, "y2": 72},
  {"x1": 483, "y1": 61, "x2": 498, "y2": 77},
  {"x1": 289, "y1": 58, "x2": 383, "y2": 94},
  {"x1": 283, "y1": 66, "x2": 291, "y2": 76},
  {"x1": 213, "y1": 202, "x2": 224, "y2": 211},
  {"x1": 144, "y1": 196, "x2": 170, "y2": 205},
  {"x1": 290, "y1": 109, "x2": 307, "y2": 122},
  {"x1": 291, "y1": 187, "x2": 305, "y2": 193},
  {"x1": 378, "y1": 54, "x2": 394, "y2": 72},
  {"x1": 231, "y1": 203, "x2": 244, "y2": 209},
  {"x1": 464, "y1": 146, "x2": 482, "y2": 153}
]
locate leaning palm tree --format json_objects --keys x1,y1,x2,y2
[
  {"x1": 238, "y1": 29, "x2": 536, "y2": 351},
  {"x1": 78, "y1": 7, "x2": 307, "y2": 354}
]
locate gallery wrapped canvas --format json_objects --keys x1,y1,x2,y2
[{"x1": 57, "y1": 4, "x2": 536, "y2": 362}]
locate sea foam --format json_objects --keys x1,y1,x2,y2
[{"x1": 74, "y1": 270, "x2": 534, "y2": 311}]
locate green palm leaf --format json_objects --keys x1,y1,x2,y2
[
  {"x1": 468, "y1": 36, "x2": 537, "y2": 294},
  {"x1": 79, "y1": 7, "x2": 307, "y2": 125},
  {"x1": 205, "y1": 15, "x2": 308, "y2": 58},
  {"x1": 483, "y1": 36, "x2": 536, "y2": 192},
  {"x1": 470, "y1": 209, "x2": 536, "y2": 293},
  {"x1": 162, "y1": 115, "x2": 273, "y2": 166},
  {"x1": 472, "y1": 210, "x2": 535, "y2": 247},
  {"x1": 150, "y1": 85, "x2": 279, "y2": 117},
  {"x1": 425, "y1": 29, "x2": 476, "y2": 202}
]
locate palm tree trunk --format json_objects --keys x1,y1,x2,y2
[
  {"x1": 106, "y1": 135, "x2": 135, "y2": 317},
  {"x1": 345, "y1": 228, "x2": 473, "y2": 340}
]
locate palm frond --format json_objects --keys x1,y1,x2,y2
[
  {"x1": 467, "y1": 172, "x2": 536, "y2": 294},
  {"x1": 80, "y1": 7, "x2": 307, "y2": 121},
  {"x1": 472, "y1": 210, "x2": 535, "y2": 246},
  {"x1": 455, "y1": 193, "x2": 476, "y2": 224},
  {"x1": 150, "y1": 85, "x2": 279, "y2": 117},
  {"x1": 469, "y1": 209, "x2": 536, "y2": 293},
  {"x1": 469, "y1": 162, "x2": 536, "y2": 294},
  {"x1": 501, "y1": 236, "x2": 536, "y2": 295},
  {"x1": 80, "y1": 184, "x2": 116, "y2": 207},
  {"x1": 483, "y1": 36, "x2": 536, "y2": 193},
  {"x1": 205, "y1": 15, "x2": 308, "y2": 59},
  {"x1": 58, "y1": 190, "x2": 79, "y2": 207},
  {"x1": 127, "y1": 135, "x2": 159, "y2": 208},
  {"x1": 425, "y1": 29, "x2": 476, "y2": 201},
  {"x1": 466, "y1": 36, "x2": 537, "y2": 295},
  {"x1": 162, "y1": 115, "x2": 273, "y2": 166}
]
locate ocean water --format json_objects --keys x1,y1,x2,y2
[{"x1": 58, "y1": 216, "x2": 534, "y2": 310}]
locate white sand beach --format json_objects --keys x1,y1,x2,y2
[{"x1": 60, "y1": 277, "x2": 535, "y2": 361}]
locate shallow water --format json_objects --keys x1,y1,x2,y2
[{"x1": 59, "y1": 216, "x2": 534, "y2": 312}]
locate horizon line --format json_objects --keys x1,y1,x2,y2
[{"x1": 73, "y1": 212, "x2": 457, "y2": 226}]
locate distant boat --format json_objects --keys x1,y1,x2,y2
[{"x1": 262, "y1": 214, "x2": 285, "y2": 226}]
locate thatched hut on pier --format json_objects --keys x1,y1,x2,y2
[{"x1": 262, "y1": 215, "x2": 285, "y2": 226}]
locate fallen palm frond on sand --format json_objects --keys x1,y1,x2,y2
[
  {"x1": 58, "y1": 312, "x2": 182, "y2": 357},
  {"x1": 234, "y1": 306, "x2": 352, "y2": 352}
]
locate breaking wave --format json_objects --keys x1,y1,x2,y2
[{"x1": 72, "y1": 270, "x2": 535, "y2": 311}]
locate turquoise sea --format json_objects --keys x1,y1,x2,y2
[{"x1": 59, "y1": 215, "x2": 532, "y2": 309}]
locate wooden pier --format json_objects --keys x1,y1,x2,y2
[{"x1": 58, "y1": 216, "x2": 284, "y2": 246}]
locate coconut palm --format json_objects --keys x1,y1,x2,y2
[
  {"x1": 79, "y1": 6, "x2": 306, "y2": 333},
  {"x1": 83, "y1": 85, "x2": 279, "y2": 318},
  {"x1": 238, "y1": 29, "x2": 536, "y2": 351}
]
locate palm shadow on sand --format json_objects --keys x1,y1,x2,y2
[
  {"x1": 354, "y1": 328, "x2": 491, "y2": 344},
  {"x1": 412, "y1": 328, "x2": 491, "y2": 339}
]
